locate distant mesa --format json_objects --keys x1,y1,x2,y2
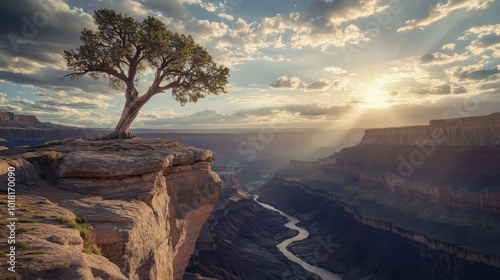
[{"x1": 0, "y1": 110, "x2": 49, "y2": 129}]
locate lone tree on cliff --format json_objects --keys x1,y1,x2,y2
[{"x1": 63, "y1": 9, "x2": 229, "y2": 139}]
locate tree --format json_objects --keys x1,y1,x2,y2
[{"x1": 63, "y1": 9, "x2": 229, "y2": 139}]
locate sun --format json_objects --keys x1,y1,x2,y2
[{"x1": 360, "y1": 89, "x2": 391, "y2": 108}]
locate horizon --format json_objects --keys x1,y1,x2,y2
[{"x1": 1, "y1": 0, "x2": 500, "y2": 131}]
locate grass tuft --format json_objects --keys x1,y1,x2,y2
[
  {"x1": 82, "y1": 243, "x2": 102, "y2": 255},
  {"x1": 73, "y1": 211, "x2": 87, "y2": 224},
  {"x1": 17, "y1": 241, "x2": 29, "y2": 249},
  {"x1": 47, "y1": 262, "x2": 70, "y2": 272},
  {"x1": 54, "y1": 216, "x2": 89, "y2": 239}
]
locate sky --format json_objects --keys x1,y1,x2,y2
[{"x1": 0, "y1": 0, "x2": 499, "y2": 130}]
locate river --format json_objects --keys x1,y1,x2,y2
[{"x1": 254, "y1": 195, "x2": 342, "y2": 280}]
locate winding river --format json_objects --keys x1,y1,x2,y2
[{"x1": 254, "y1": 195, "x2": 342, "y2": 280}]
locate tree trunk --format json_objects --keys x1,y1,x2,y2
[{"x1": 102, "y1": 98, "x2": 147, "y2": 140}]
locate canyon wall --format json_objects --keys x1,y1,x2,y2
[
  {"x1": 0, "y1": 139, "x2": 221, "y2": 280},
  {"x1": 260, "y1": 112, "x2": 500, "y2": 279},
  {"x1": 259, "y1": 179, "x2": 500, "y2": 280},
  {"x1": 360, "y1": 113, "x2": 500, "y2": 146},
  {"x1": 186, "y1": 172, "x2": 319, "y2": 280}
]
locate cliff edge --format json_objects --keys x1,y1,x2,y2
[{"x1": 0, "y1": 139, "x2": 222, "y2": 280}]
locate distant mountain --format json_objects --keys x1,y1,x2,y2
[{"x1": 0, "y1": 110, "x2": 49, "y2": 128}]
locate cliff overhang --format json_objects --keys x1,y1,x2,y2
[{"x1": 0, "y1": 138, "x2": 222, "y2": 280}]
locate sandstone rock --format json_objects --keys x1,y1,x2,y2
[{"x1": 0, "y1": 139, "x2": 222, "y2": 280}]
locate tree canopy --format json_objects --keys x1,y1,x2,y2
[{"x1": 63, "y1": 9, "x2": 229, "y2": 139}]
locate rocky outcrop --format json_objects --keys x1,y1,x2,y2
[
  {"x1": 361, "y1": 113, "x2": 500, "y2": 146},
  {"x1": 0, "y1": 139, "x2": 221, "y2": 280}
]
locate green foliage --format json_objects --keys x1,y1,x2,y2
[
  {"x1": 36, "y1": 199, "x2": 54, "y2": 205},
  {"x1": 82, "y1": 243, "x2": 102, "y2": 255},
  {"x1": 54, "y1": 216, "x2": 89, "y2": 239},
  {"x1": 73, "y1": 211, "x2": 87, "y2": 224},
  {"x1": 62, "y1": 8, "x2": 229, "y2": 110},
  {"x1": 17, "y1": 241, "x2": 29, "y2": 249},
  {"x1": 42, "y1": 151, "x2": 63, "y2": 165},
  {"x1": 29, "y1": 151, "x2": 63, "y2": 168}
]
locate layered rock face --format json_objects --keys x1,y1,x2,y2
[
  {"x1": 361, "y1": 112, "x2": 500, "y2": 146},
  {"x1": 259, "y1": 178, "x2": 500, "y2": 280},
  {"x1": 258, "y1": 113, "x2": 500, "y2": 279},
  {"x1": 0, "y1": 139, "x2": 221, "y2": 280}
]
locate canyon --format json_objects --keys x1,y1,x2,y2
[
  {"x1": 2, "y1": 111, "x2": 500, "y2": 279},
  {"x1": 182, "y1": 113, "x2": 500, "y2": 280},
  {"x1": 254, "y1": 113, "x2": 500, "y2": 279},
  {"x1": 185, "y1": 172, "x2": 321, "y2": 280}
]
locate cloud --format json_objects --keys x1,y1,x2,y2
[
  {"x1": 301, "y1": 79, "x2": 333, "y2": 92},
  {"x1": 0, "y1": 0, "x2": 94, "y2": 64},
  {"x1": 419, "y1": 52, "x2": 467, "y2": 65},
  {"x1": 455, "y1": 67, "x2": 500, "y2": 81},
  {"x1": 442, "y1": 43, "x2": 456, "y2": 50},
  {"x1": 306, "y1": 0, "x2": 386, "y2": 24},
  {"x1": 218, "y1": 13, "x2": 234, "y2": 21},
  {"x1": 398, "y1": 0, "x2": 495, "y2": 32},
  {"x1": 270, "y1": 76, "x2": 301, "y2": 89},
  {"x1": 453, "y1": 86, "x2": 467, "y2": 94},
  {"x1": 463, "y1": 24, "x2": 500, "y2": 57},
  {"x1": 324, "y1": 66, "x2": 347, "y2": 75},
  {"x1": 139, "y1": 0, "x2": 188, "y2": 18},
  {"x1": 420, "y1": 53, "x2": 438, "y2": 64}
]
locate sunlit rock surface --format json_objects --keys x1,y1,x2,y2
[{"x1": 0, "y1": 139, "x2": 221, "y2": 280}]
